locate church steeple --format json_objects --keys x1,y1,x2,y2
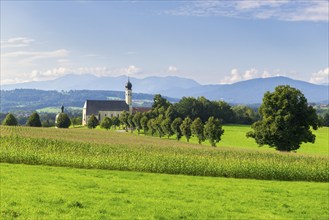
[
  {"x1": 125, "y1": 77, "x2": 132, "y2": 90},
  {"x1": 125, "y1": 78, "x2": 132, "y2": 114}
]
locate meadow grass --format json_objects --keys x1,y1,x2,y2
[
  {"x1": 1, "y1": 163, "x2": 328, "y2": 220},
  {"x1": 172, "y1": 125, "x2": 329, "y2": 155},
  {"x1": 1, "y1": 126, "x2": 328, "y2": 182}
]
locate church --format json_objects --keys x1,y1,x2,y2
[{"x1": 82, "y1": 79, "x2": 133, "y2": 125}]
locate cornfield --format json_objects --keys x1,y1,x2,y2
[{"x1": 1, "y1": 126, "x2": 328, "y2": 182}]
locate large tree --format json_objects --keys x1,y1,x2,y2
[
  {"x1": 247, "y1": 85, "x2": 319, "y2": 152},
  {"x1": 27, "y1": 112, "x2": 42, "y2": 127},
  {"x1": 204, "y1": 117, "x2": 224, "y2": 147}
]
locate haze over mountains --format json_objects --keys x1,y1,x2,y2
[{"x1": 2, "y1": 74, "x2": 328, "y2": 104}]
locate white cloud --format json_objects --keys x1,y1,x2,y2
[
  {"x1": 167, "y1": 65, "x2": 178, "y2": 73},
  {"x1": 2, "y1": 49, "x2": 69, "y2": 60},
  {"x1": 310, "y1": 67, "x2": 329, "y2": 84},
  {"x1": 166, "y1": 0, "x2": 329, "y2": 22},
  {"x1": 120, "y1": 65, "x2": 142, "y2": 75},
  {"x1": 220, "y1": 68, "x2": 277, "y2": 84},
  {"x1": 30, "y1": 67, "x2": 70, "y2": 81},
  {"x1": 1, "y1": 37, "x2": 35, "y2": 48}
]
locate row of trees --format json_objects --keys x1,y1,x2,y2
[
  {"x1": 86, "y1": 111, "x2": 224, "y2": 146},
  {"x1": 86, "y1": 86, "x2": 322, "y2": 152},
  {"x1": 2, "y1": 112, "x2": 72, "y2": 128}
]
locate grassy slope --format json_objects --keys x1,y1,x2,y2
[{"x1": 1, "y1": 163, "x2": 328, "y2": 220}]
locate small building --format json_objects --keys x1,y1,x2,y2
[{"x1": 82, "y1": 79, "x2": 133, "y2": 125}]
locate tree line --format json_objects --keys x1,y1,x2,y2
[
  {"x1": 2, "y1": 86, "x2": 326, "y2": 151},
  {"x1": 86, "y1": 86, "x2": 323, "y2": 152}
]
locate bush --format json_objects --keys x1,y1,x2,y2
[
  {"x1": 100, "y1": 117, "x2": 112, "y2": 130},
  {"x1": 2, "y1": 113, "x2": 18, "y2": 126},
  {"x1": 87, "y1": 114, "x2": 99, "y2": 129},
  {"x1": 56, "y1": 113, "x2": 71, "y2": 128},
  {"x1": 27, "y1": 112, "x2": 42, "y2": 127}
]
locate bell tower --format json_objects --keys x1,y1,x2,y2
[{"x1": 125, "y1": 78, "x2": 132, "y2": 114}]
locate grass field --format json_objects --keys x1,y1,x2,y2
[
  {"x1": 169, "y1": 125, "x2": 329, "y2": 155},
  {"x1": 1, "y1": 126, "x2": 328, "y2": 182},
  {"x1": 1, "y1": 163, "x2": 328, "y2": 219}
]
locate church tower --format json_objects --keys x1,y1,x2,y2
[{"x1": 125, "y1": 78, "x2": 132, "y2": 114}]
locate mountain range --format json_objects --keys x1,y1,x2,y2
[{"x1": 2, "y1": 74, "x2": 328, "y2": 104}]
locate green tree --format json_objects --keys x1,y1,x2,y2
[
  {"x1": 174, "y1": 97, "x2": 203, "y2": 121},
  {"x1": 204, "y1": 116, "x2": 224, "y2": 147},
  {"x1": 165, "y1": 105, "x2": 176, "y2": 121},
  {"x1": 171, "y1": 117, "x2": 183, "y2": 141},
  {"x1": 180, "y1": 117, "x2": 192, "y2": 142},
  {"x1": 71, "y1": 116, "x2": 82, "y2": 127},
  {"x1": 246, "y1": 85, "x2": 319, "y2": 151},
  {"x1": 191, "y1": 117, "x2": 205, "y2": 144},
  {"x1": 56, "y1": 113, "x2": 71, "y2": 128},
  {"x1": 152, "y1": 94, "x2": 170, "y2": 110},
  {"x1": 127, "y1": 114, "x2": 135, "y2": 133},
  {"x1": 140, "y1": 115, "x2": 149, "y2": 135},
  {"x1": 112, "y1": 116, "x2": 120, "y2": 129},
  {"x1": 323, "y1": 113, "x2": 329, "y2": 127},
  {"x1": 100, "y1": 117, "x2": 112, "y2": 130},
  {"x1": 147, "y1": 118, "x2": 156, "y2": 136},
  {"x1": 155, "y1": 115, "x2": 165, "y2": 138},
  {"x1": 161, "y1": 118, "x2": 173, "y2": 138},
  {"x1": 119, "y1": 111, "x2": 129, "y2": 131},
  {"x1": 27, "y1": 112, "x2": 42, "y2": 127},
  {"x1": 87, "y1": 114, "x2": 99, "y2": 129},
  {"x1": 133, "y1": 112, "x2": 142, "y2": 135},
  {"x1": 2, "y1": 113, "x2": 18, "y2": 126},
  {"x1": 232, "y1": 105, "x2": 259, "y2": 124},
  {"x1": 215, "y1": 101, "x2": 235, "y2": 124}
]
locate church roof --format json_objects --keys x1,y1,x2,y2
[{"x1": 84, "y1": 100, "x2": 129, "y2": 115}]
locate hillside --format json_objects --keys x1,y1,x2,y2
[
  {"x1": 1, "y1": 74, "x2": 200, "y2": 94},
  {"x1": 0, "y1": 89, "x2": 178, "y2": 113},
  {"x1": 2, "y1": 74, "x2": 328, "y2": 104}
]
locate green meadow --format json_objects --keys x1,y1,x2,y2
[
  {"x1": 0, "y1": 125, "x2": 328, "y2": 219},
  {"x1": 1, "y1": 163, "x2": 328, "y2": 219}
]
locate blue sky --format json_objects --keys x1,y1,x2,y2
[{"x1": 1, "y1": 0, "x2": 328, "y2": 85}]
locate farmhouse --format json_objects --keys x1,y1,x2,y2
[{"x1": 82, "y1": 79, "x2": 133, "y2": 125}]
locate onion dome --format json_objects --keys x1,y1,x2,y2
[{"x1": 125, "y1": 79, "x2": 132, "y2": 90}]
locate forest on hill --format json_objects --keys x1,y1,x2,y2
[{"x1": 0, "y1": 89, "x2": 178, "y2": 113}]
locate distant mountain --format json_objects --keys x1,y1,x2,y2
[
  {"x1": 1, "y1": 74, "x2": 200, "y2": 94},
  {"x1": 2, "y1": 74, "x2": 328, "y2": 104},
  {"x1": 160, "y1": 76, "x2": 329, "y2": 104}
]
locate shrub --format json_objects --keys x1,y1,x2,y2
[
  {"x1": 27, "y1": 112, "x2": 42, "y2": 127},
  {"x1": 2, "y1": 113, "x2": 18, "y2": 126},
  {"x1": 56, "y1": 113, "x2": 71, "y2": 128},
  {"x1": 87, "y1": 114, "x2": 99, "y2": 129}
]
